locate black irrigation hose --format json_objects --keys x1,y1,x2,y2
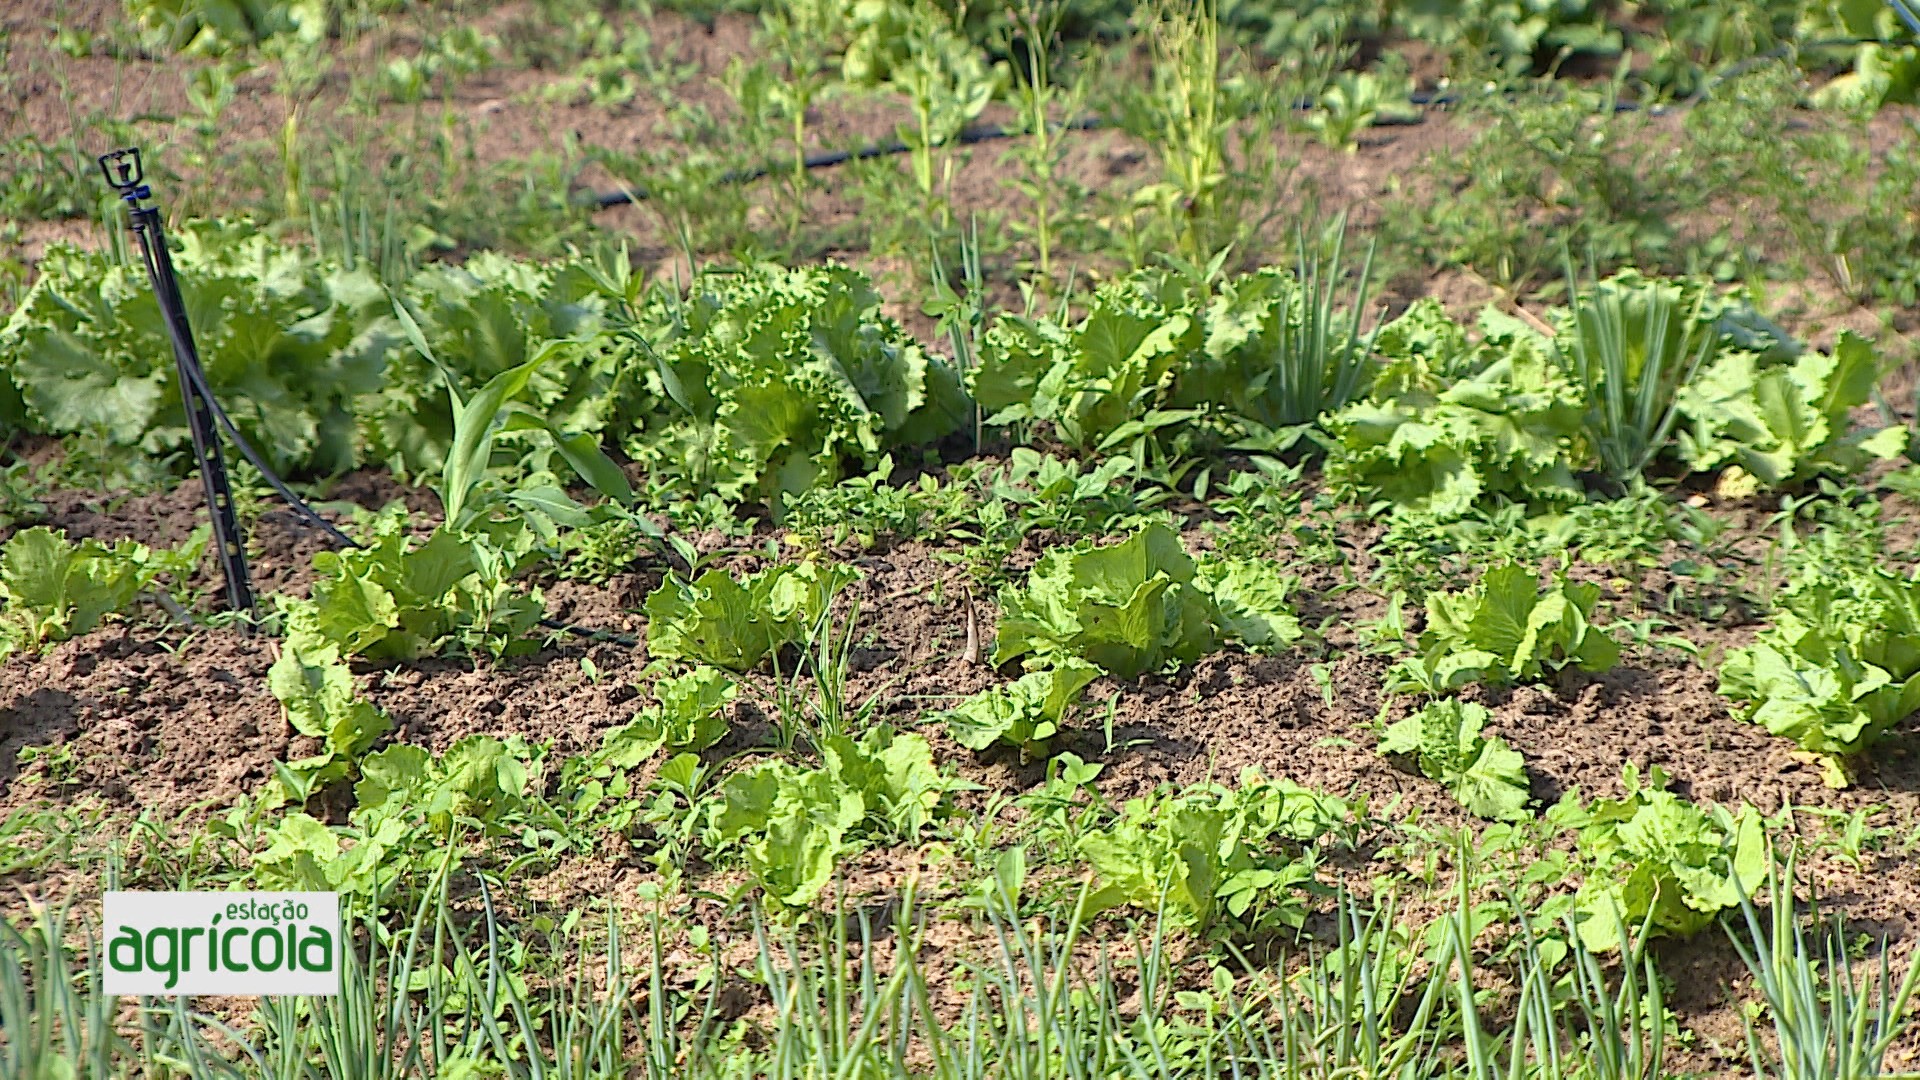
[
  {"x1": 176, "y1": 347, "x2": 655, "y2": 646},
  {"x1": 589, "y1": 115, "x2": 1105, "y2": 208},
  {"x1": 540, "y1": 616, "x2": 641, "y2": 646},
  {"x1": 581, "y1": 94, "x2": 1643, "y2": 210},
  {"x1": 168, "y1": 347, "x2": 364, "y2": 550},
  {"x1": 583, "y1": 36, "x2": 1906, "y2": 211}
]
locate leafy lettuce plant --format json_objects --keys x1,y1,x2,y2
[
  {"x1": 378, "y1": 251, "x2": 621, "y2": 482},
  {"x1": 1549, "y1": 764, "x2": 1771, "y2": 952},
  {"x1": 706, "y1": 726, "x2": 960, "y2": 907},
  {"x1": 356, "y1": 737, "x2": 533, "y2": 836},
  {"x1": 557, "y1": 667, "x2": 735, "y2": 833},
  {"x1": 252, "y1": 735, "x2": 533, "y2": 896},
  {"x1": 643, "y1": 561, "x2": 859, "y2": 672},
  {"x1": 266, "y1": 634, "x2": 393, "y2": 805},
  {"x1": 622, "y1": 264, "x2": 969, "y2": 509},
  {"x1": 1199, "y1": 554, "x2": 1307, "y2": 650},
  {"x1": 709, "y1": 759, "x2": 860, "y2": 910},
  {"x1": 1077, "y1": 773, "x2": 1350, "y2": 938},
  {"x1": 0, "y1": 525, "x2": 205, "y2": 661},
  {"x1": 943, "y1": 659, "x2": 1100, "y2": 759},
  {"x1": 1378, "y1": 699, "x2": 1531, "y2": 822},
  {"x1": 1362, "y1": 298, "x2": 1476, "y2": 398},
  {"x1": 1718, "y1": 566, "x2": 1920, "y2": 782},
  {"x1": 1676, "y1": 331, "x2": 1907, "y2": 491},
  {"x1": 983, "y1": 448, "x2": 1169, "y2": 536},
  {"x1": 1, "y1": 224, "x2": 391, "y2": 477},
  {"x1": 1389, "y1": 562, "x2": 1619, "y2": 693},
  {"x1": 565, "y1": 665, "x2": 735, "y2": 785},
  {"x1": 628, "y1": 665, "x2": 738, "y2": 755},
  {"x1": 277, "y1": 507, "x2": 544, "y2": 661},
  {"x1": 125, "y1": 0, "x2": 401, "y2": 54},
  {"x1": 974, "y1": 253, "x2": 1385, "y2": 452},
  {"x1": 1326, "y1": 310, "x2": 1585, "y2": 519},
  {"x1": 992, "y1": 522, "x2": 1303, "y2": 679},
  {"x1": 972, "y1": 272, "x2": 1197, "y2": 452}
]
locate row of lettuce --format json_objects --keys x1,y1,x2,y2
[
  {"x1": 0, "y1": 515, "x2": 1778, "y2": 958},
  {"x1": 1, "y1": 228, "x2": 1913, "y2": 948},
  {"x1": 0, "y1": 469, "x2": 1902, "y2": 939},
  {"x1": 0, "y1": 222, "x2": 1906, "y2": 515},
  {"x1": 2, "y1": 228, "x2": 1915, "y2": 781}
]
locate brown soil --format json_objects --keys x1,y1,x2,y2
[
  {"x1": 4, "y1": 458, "x2": 1920, "y2": 1073},
  {"x1": 7, "y1": 2, "x2": 1920, "y2": 1071},
  {"x1": 0, "y1": 624, "x2": 285, "y2": 817}
]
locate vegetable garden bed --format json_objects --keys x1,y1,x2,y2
[{"x1": 5, "y1": 0, "x2": 1920, "y2": 1075}]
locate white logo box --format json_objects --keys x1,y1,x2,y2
[{"x1": 102, "y1": 892, "x2": 340, "y2": 996}]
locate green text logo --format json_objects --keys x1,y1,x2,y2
[{"x1": 102, "y1": 892, "x2": 339, "y2": 996}]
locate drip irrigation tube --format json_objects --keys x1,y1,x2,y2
[
  {"x1": 589, "y1": 115, "x2": 1104, "y2": 208},
  {"x1": 101, "y1": 150, "x2": 660, "y2": 647},
  {"x1": 184, "y1": 363, "x2": 662, "y2": 642},
  {"x1": 582, "y1": 37, "x2": 1903, "y2": 211},
  {"x1": 168, "y1": 351, "x2": 363, "y2": 550},
  {"x1": 185, "y1": 359, "x2": 660, "y2": 638},
  {"x1": 540, "y1": 617, "x2": 640, "y2": 646},
  {"x1": 178, "y1": 359, "x2": 654, "y2": 644},
  {"x1": 178, "y1": 356, "x2": 652, "y2": 644},
  {"x1": 580, "y1": 92, "x2": 1636, "y2": 210}
]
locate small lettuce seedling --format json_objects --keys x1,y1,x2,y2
[
  {"x1": 267, "y1": 635, "x2": 393, "y2": 805},
  {"x1": 643, "y1": 561, "x2": 858, "y2": 672},
  {"x1": 1390, "y1": 562, "x2": 1619, "y2": 693},
  {"x1": 252, "y1": 735, "x2": 532, "y2": 896},
  {"x1": 944, "y1": 659, "x2": 1099, "y2": 759},
  {"x1": 1550, "y1": 764, "x2": 1771, "y2": 953},
  {"x1": 707, "y1": 726, "x2": 964, "y2": 908},
  {"x1": 558, "y1": 665, "x2": 739, "y2": 831},
  {"x1": 0, "y1": 525, "x2": 204, "y2": 661},
  {"x1": 993, "y1": 522, "x2": 1304, "y2": 679},
  {"x1": 1077, "y1": 774, "x2": 1351, "y2": 939},
  {"x1": 1379, "y1": 699, "x2": 1532, "y2": 822}
]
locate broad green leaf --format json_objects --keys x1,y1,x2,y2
[
  {"x1": 1720, "y1": 565, "x2": 1920, "y2": 764},
  {"x1": 1194, "y1": 558, "x2": 1305, "y2": 651},
  {"x1": 945, "y1": 660, "x2": 1100, "y2": 755},
  {"x1": 1559, "y1": 765, "x2": 1773, "y2": 951},
  {"x1": 441, "y1": 341, "x2": 568, "y2": 525},
  {"x1": 1394, "y1": 562, "x2": 1618, "y2": 692},
  {"x1": 1379, "y1": 700, "x2": 1531, "y2": 821},
  {"x1": 993, "y1": 523, "x2": 1220, "y2": 679},
  {"x1": 0, "y1": 527, "x2": 192, "y2": 659},
  {"x1": 643, "y1": 561, "x2": 857, "y2": 671}
]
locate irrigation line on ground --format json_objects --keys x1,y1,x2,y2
[
  {"x1": 181, "y1": 359, "x2": 649, "y2": 640},
  {"x1": 166, "y1": 344, "x2": 362, "y2": 550},
  {"x1": 581, "y1": 38, "x2": 1894, "y2": 211},
  {"x1": 582, "y1": 90, "x2": 1628, "y2": 210},
  {"x1": 171, "y1": 315, "x2": 650, "y2": 646}
]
